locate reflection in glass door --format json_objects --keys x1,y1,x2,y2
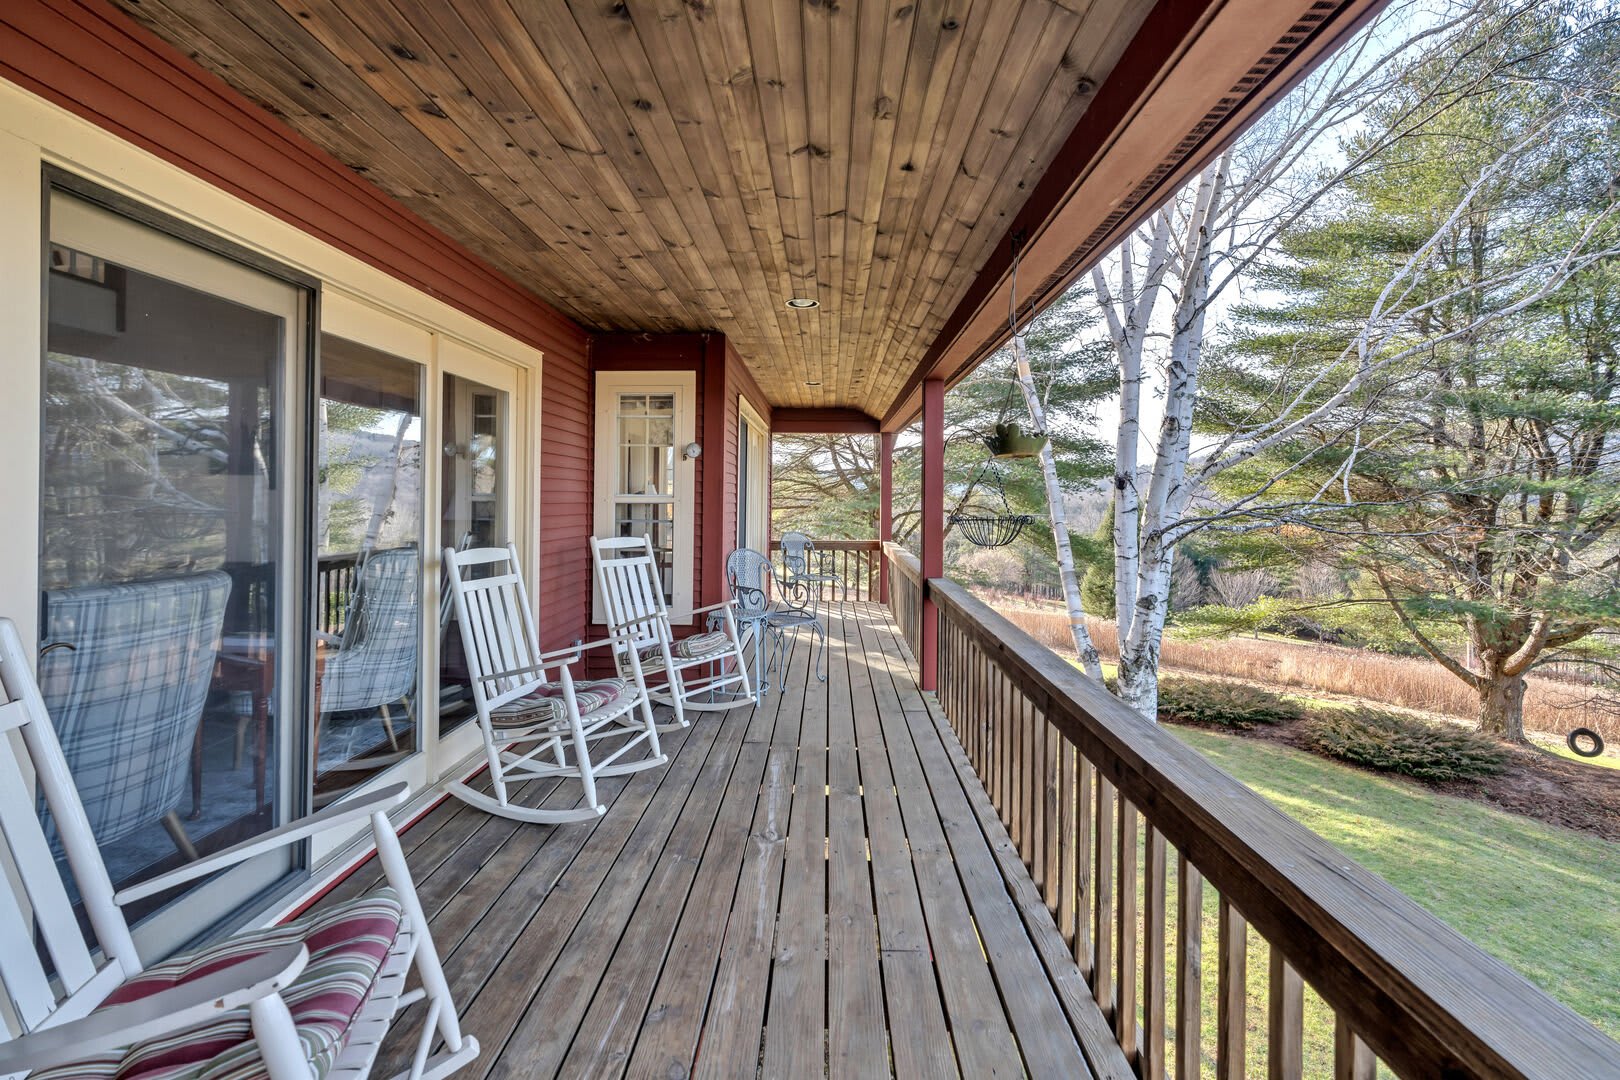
[
  {"x1": 313, "y1": 335, "x2": 423, "y2": 804},
  {"x1": 438, "y1": 373, "x2": 506, "y2": 733},
  {"x1": 40, "y1": 190, "x2": 308, "y2": 953}
]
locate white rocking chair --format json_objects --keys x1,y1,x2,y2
[
  {"x1": 0, "y1": 618, "x2": 477, "y2": 1080},
  {"x1": 590, "y1": 534, "x2": 753, "y2": 729},
  {"x1": 443, "y1": 543, "x2": 666, "y2": 825}
]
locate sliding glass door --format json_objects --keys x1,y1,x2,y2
[
  {"x1": 437, "y1": 367, "x2": 511, "y2": 736},
  {"x1": 313, "y1": 335, "x2": 424, "y2": 804},
  {"x1": 42, "y1": 189, "x2": 311, "y2": 956}
]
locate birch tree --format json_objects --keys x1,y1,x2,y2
[{"x1": 1079, "y1": 0, "x2": 1620, "y2": 719}]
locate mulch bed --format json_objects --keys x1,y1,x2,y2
[{"x1": 1178, "y1": 715, "x2": 1620, "y2": 844}]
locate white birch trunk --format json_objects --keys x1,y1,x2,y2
[
  {"x1": 1115, "y1": 159, "x2": 1227, "y2": 719},
  {"x1": 1011, "y1": 333, "x2": 1106, "y2": 682}
]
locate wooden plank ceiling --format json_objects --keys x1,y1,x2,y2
[{"x1": 109, "y1": 0, "x2": 1151, "y2": 414}]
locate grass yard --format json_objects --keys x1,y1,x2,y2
[{"x1": 1173, "y1": 727, "x2": 1620, "y2": 1064}]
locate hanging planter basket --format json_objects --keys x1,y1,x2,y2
[
  {"x1": 984, "y1": 421, "x2": 1047, "y2": 460},
  {"x1": 950, "y1": 511, "x2": 1035, "y2": 548}
]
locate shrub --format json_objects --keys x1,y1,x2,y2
[
  {"x1": 1156, "y1": 677, "x2": 1298, "y2": 728},
  {"x1": 1301, "y1": 709, "x2": 1509, "y2": 782}
]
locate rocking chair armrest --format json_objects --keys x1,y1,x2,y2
[
  {"x1": 480, "y1": 634, "x2": 637, "y2": 679},
  {"x1": 0, "y1": 944, "x2": 309, "y2": 1074},
  {"x1": 115, "y1": 784, "x2": 410, "y2": 905},
  {"x1": 609, "y1": 611, "x2": 668, "y2": 630},
  {"x1": 535, "y1": 633, "x2": 634, "y2": 662},
  {"x1": 672, "y1": 600, "x2": 737, "y2": 619}
]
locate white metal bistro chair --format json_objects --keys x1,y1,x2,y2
[
  {"x1": 0, "y1": 617, "x2": 477, "y2": 1080},
  {"x1": 444, "y1": 543, "x2": 666, "y2": 825},
  {"x1": 780, "y1": 531, "x2": 842, "y2": 601},
  {"x1": 590, "y1": 534, "x2": 753, "y2": 729}
]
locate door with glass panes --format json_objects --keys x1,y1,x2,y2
[{"x1": 41, "y1": 187, "x2": 312, "y2": 957}]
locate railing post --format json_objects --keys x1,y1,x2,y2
[
  {"x1": 920, "y1": 378, "x2": 944, "y2": 690},
  {"x1": 878, "y1": 431, "x2": 895, "y2": 604}
]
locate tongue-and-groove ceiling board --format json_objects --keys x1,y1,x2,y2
[{"x1": 109, "y1": 0, "x2": 1152, "y2": 413}]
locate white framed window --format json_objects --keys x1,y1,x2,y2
[
  {"x1": 594, "y1": 370, "x2": 696, "y2": 622},
  {"x1": 738, "y1": 395, "x2": 770, "y2": 554}
]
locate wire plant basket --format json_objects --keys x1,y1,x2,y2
[{"x1": 949, "y1": 511, "x2": 1035, "y2": 548}]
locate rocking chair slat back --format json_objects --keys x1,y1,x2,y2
[
  {"x1": 445, "y1": 545, "x2": 545, "y2": 711},
  {"x1": 0, "y1": 620, "x2": 136, "y2": 1038},
  {"x1": 592, "y1": 538, "x2": 670, "y2": 654}
]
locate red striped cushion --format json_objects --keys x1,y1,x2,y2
[
  {"x1": 638, "y1": 630, "x2": 731, "y2": 665},
  {"x1": 488, "y1": 677, "x2": 632, "y2": 728},
  {"x1": 33, "y1": 890, "x2": 403, "y2": 1080}
]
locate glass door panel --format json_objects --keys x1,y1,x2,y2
[
  {"x1": 313, "y1": 335, "x2": 423, "y2": 803},
  {"x1": 613, "y1": 392, "x2": 677, "y2": 602},
  {"x1": 41, "y1": 191, "x2": 308, "y2": 954},
  {"x1": 438, "y1": 372, "x2": 507, "y2": 734}
]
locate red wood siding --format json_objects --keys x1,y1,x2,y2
[
  {"x1": 0, "y1": 0, "x2": 596, "y2": 650},
  {"x1": 723, "y1": 338, "x2": 773, "y2": 564},
  {"x1": 539, "y1": 345, "x2": 593, "y2": 650}
]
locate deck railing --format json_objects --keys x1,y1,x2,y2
[
  {"x1": 769, "y1": 538, "x2": 881, "y2": 603},
  {"x1": 883, "y1": 542, "x2": 924, "y2": 658},
  {"x1": 316, "y1": 551, "x2": 362, "y2": 636},
  {"x1": 881, "y1": 546, "x2": 1618, "y2": 1079}
]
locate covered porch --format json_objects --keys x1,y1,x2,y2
[{"x1": 319, "y1": 601, "x2": 1125, "y2": 1078}]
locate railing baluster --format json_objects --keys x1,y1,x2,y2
[
  {"x1": 1043, "y1": 714, "x2": 1059, "y2": 913},
  {"x1": 1094, "y1": 775, "x2": 1116, "y2": 1015},
  {"x1": 1144, "y1": 827, "x2": 1168, "y2": 1080},
  {"x1": 1058, "y1": 733, "x2": 1076, "y2": 939},
  {"x1": 1333, "y1": 1018, "x2": 1375, "y2": 1080},
  {"x1": 1217, "y1": 896, "x2": 1248, "y2": 1080},
  {"x1": 1175, "y1": 855, "x2": 1203, "y2": 1080},
  {"x1": 1117, "y1": 796, "x2": 1139, "y2": 1061},
  {"x1": 1077, "y1": 756, "x2": 1094, "y2": 974},
  {"x1": 1269, "y1": 949, "x2": 1304, "y2": 1080}
]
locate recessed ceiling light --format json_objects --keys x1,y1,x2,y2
[
  {"x1": 785, "y1": 296, "x2": 820, "y2": 309},
  {"x1": 805, "y1": 381, "x2": 822, "y2": 387}
]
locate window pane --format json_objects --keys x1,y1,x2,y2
[
  {"x1": 440, "y1": 373, "x2": 506, "y2": 733},
  {"x1": 313, "y1": 336, "x2": 422, "y2": 801},
  {"x1": 615, "y1": 500, "x2": 675, "y2": 604},
  {"x1": 41, "y1": 227, "x2": 300, "y2": 935}
]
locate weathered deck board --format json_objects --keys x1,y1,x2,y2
[{"x1": 326, "y1": 603, "x2": 1107, "y2": 1078}]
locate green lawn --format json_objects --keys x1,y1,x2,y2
[{"x1": 1174, "y1": 727, "x2": 1620, "y2": 1047}]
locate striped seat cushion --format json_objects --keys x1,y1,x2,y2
[
  {"x1": 637, "y1": 630, "x2": 732, "y2": 669},
  {"x1": 33, "y1": 890, "x2": 404, "y2": 1080},
  {"x1": 489, "y1": 677, "x2": 633, "y2": 730}
]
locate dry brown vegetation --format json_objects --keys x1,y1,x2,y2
[{"x1": 987, "y1": 597, "x2": 1618, "y2": 740}]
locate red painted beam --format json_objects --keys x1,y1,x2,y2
[
  {"x1": 878, "y1": 431, "x2": 895, "y2": 605},
  {"x1": 771, "y1": 407, "x2": 881, "y2": 435},
  {"x1": 881, "y1": 0, "x2": 1389, "y2": 431},
  {"x1": 919, "y1": 380, "x2": 944, "y2": 691}
]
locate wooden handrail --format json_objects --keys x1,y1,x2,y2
[
  {"x1": 926, "y1": 575, "x2": 1620, "y2": 1078},
  {"x1": 769, "y1": 537, "x2": 881, "y2": 551},
  {"x1": 884, "y1": 542, "x2": 922, "y2": 583}
]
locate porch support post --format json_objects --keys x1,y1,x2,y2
[
  {"x1": 878, "y1": 431, "x2": 895, "y2": 604},
  {"x1": 920, "y1": 378, "x2": 944, "y2": 691},
  {"x1": 701, "y1": 334, "x2": 727, "y2": 609}
]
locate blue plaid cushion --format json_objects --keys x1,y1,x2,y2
[
  {"x1": 39, "y1": 572, "x2": 231, "y2": 849},
  {"x1": 489, "y1": 678, "x2": 633, "y2": 729}
]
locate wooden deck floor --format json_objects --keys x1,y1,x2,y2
[{"x1": 316, "y1": 602, "x2": 1129, "y2": 1079}]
